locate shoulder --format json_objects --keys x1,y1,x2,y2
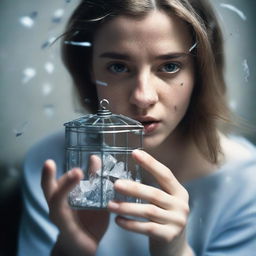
[
  {"x1": 218, "y1": 135, "x2": 256, "y2": 192},
  {"x1": 220, "y1": 134, "x2": 256, "y2": 165},
  {"x1": 185, "y1": 135, "x2": 256, "y2": 214},
  {"x1": 185, "y1": 136, "x2": 256, "y2": 254}
]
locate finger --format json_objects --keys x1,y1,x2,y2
[
  {"x1": 114, "y1": 179, "x2": 174, "y2": 209},
  {"x1": 41, "y1": 159, "x2": 57, "y2": 202},
  {"x1": 108, "y1": 201, "x2": 178, "y2": 224},
  {"x1": 115, "y1": 216, "x2": 178, "y2": 241},
  {"x1": 88, "y1": 155, "x2": 102, "y2": 175},
  {"x1": 53, "y1": 168, "x2": 84, "y2": 204},
  {"x1": 132, "y1": 150, "x2": 187, "y2": 198}
]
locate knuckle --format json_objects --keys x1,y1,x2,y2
[
  {"x1": 160, "y1": 170, "x2": 172, "y2": 181},
  {"x1": 150, "y1": 188, "x2": 164, "y2": 201},
  {"x1": 146, "y1": 222, "x2": 157, "y2": 235},
  {"x1": 145, "y1": 205, "x2": 158, "y2": 219}
]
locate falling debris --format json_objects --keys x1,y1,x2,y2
[
  {"x1": 19, "y1": 11, "x2": 38, "y2": 28},
  {"x1": 44, "y1": 62, "x2": 55, "y2": 74},
  {"x1": 52, "y1": 9, "x2": 65, "y2": 23},
  {"x1": 22, "y1": 67, "x2": 36, "y2": 84},
  {"x1": 44, "y1": 104, "x2": 55, "y2": 118},
  {"x1": 189, "y1": 42, "x2": 197, "y2": 52},
  {"x1": 42, "y1": 83, "x2": 53, "y2": 96},
  {"x1": 95, "y1": 80, "x2": 108, "y2": 87},
  {"x1": 242, "y1": 59, "x2": 250, "y2": 82},
  {"x1": 220, "y1": 3, "x2": 247, "y2": 21},
  {"x1": 13, "y1": 121, "x2": 29, "y2": 137},
  {"x1": 41, "y1": 37, "x2": 57, "y2": 49},
  {"x1": 71, "y1": 31, "x2": 80, "y2": 38},
  {"x1": 20, "y1": 16, "x2": 34, "y2": 28},
  {"x1": 64, "y1": 41, "x2": 92, "y2": 47}
]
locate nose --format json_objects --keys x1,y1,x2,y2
[{"x1": 129, "y1": 70, "x2": 158, "y2": 109}]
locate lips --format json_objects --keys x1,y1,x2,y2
[{"x1": 135, "y1": 117, "x2": 160, "y2": 134}]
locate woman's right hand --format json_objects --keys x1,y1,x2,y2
[{"x1": 41, "y1": 159, "x2": 110, "y2": 256}]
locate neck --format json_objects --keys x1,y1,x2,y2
[{"x1": 145, "y1": 131, "x2": 217, "y2": 183}]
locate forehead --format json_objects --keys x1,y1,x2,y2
[{"x1": 93, "y1": 10, "x2": 193, "y2": 54}]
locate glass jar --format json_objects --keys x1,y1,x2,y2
[{"x1": 64, "y1": 99, "x2": 143, "y2": 209}]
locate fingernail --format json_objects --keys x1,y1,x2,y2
[
  {"x1": 132, "y1": 149, "x2": 144, "y2": 158},
  {"x1": 133, "y1": 149, "x2": 142, "y2": 154}
]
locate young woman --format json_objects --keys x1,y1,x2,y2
[{"x1": 18, "y1": 0, "x2": 256, "y2": 255}]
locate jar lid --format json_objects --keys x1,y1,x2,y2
[{"x1": 64, "y1": 99, "x2": 143, "y2": 130}]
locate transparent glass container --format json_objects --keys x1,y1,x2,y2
[{"x1": 64, "y1": 99, "x2": 144, "y2": 209}]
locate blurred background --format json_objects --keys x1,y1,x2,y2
[{"x1": 0, "y1": 0, "x2": 255, "y2": 255}]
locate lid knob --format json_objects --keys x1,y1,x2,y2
[{"x1": 97, "y1": 99, "x2": 112, "y2": 116}]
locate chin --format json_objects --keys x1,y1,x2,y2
[{"x1": 143, "y1": 135, "x2": 166, "y2": 151}]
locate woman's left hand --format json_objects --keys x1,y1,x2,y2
[{"x1": 107, "y1": 149, "x2": 194, "y2": 256}]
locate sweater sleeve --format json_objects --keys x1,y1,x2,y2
[
  {"x1": 17, "y1": 131, "x2": 65, "y2": 256},
  {"x1": 205, "y1": 160, "x2": 256, "y2": 255}
]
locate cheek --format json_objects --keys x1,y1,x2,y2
[{"x1": 172, "y1": 81, "x2": 194, "y2": 113}]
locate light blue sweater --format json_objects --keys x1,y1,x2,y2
[{"x1": 17, "y1": 131, "x2": 256, "y2": 255}]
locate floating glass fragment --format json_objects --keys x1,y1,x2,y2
[
  {"x1": 242, "y1": 59, "x2": 250, "y2": 82},
  {"x1": 220, "y1": 3, "x2": 247, "y2": 21},
  {"x1": 44, "y1": 104, "x2": 55, "y2": 117},
  {"x1": 41, "y1": 37, "x2": 57, "y2": 49},
  {"x1": 42, "y1": 83, "x2": 53, "y2": 96},
  {"x1": 20, "y1": 11, "x2": 38, "y2": 28},
  {"x1": 64, "y1": 41, "x2": 92, "y2": 47},
  {"x1": 44, "y1": 62, "x2": 55, "y2": 74},
  {"x1": 13, "y1": 121, "x2": 28, "y2": 137},
  {"x1": 71, "y1": 31, "x2": 80, "y2": 37},
  {"x1": 52, "y1": 9, "x2": 65, "y2": 23},
  {"x1": 189, "y1": 42, "x2": 197, "y2": 52},
  {"x1": 96, "y1": 80, "x2": 108, "y2": 87},
  {"x1": 20, "y1": 16, "x2": 34, "y2": 28},
  {"x1": 22, "y1": 68, "x2": 36, "y2": 84},
  {"x1": 29, "y1": 11, "x2": 38, "y2": 19}
]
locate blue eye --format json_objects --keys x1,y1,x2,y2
[
  {"x1": 108, "y1": 63, "x2": 129, "y2": 73},
  {"x1": 160, "y1": 63, "x2": 181, "y2": 73}
]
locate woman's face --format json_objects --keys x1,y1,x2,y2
[{"x1": 92, "y1": 10, "x2": 195, "y2": 149}]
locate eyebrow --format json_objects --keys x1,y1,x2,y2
[
  {"x1": 99, "y1": 52, "x2": 190, "y2": 60},
  {"x1": 99, "y1": 52, "x2": 131, "y2": 60}
]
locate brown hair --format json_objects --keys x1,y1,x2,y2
[{"x1": 61, "y1": 0, "x2": 231, "y2": 163}]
